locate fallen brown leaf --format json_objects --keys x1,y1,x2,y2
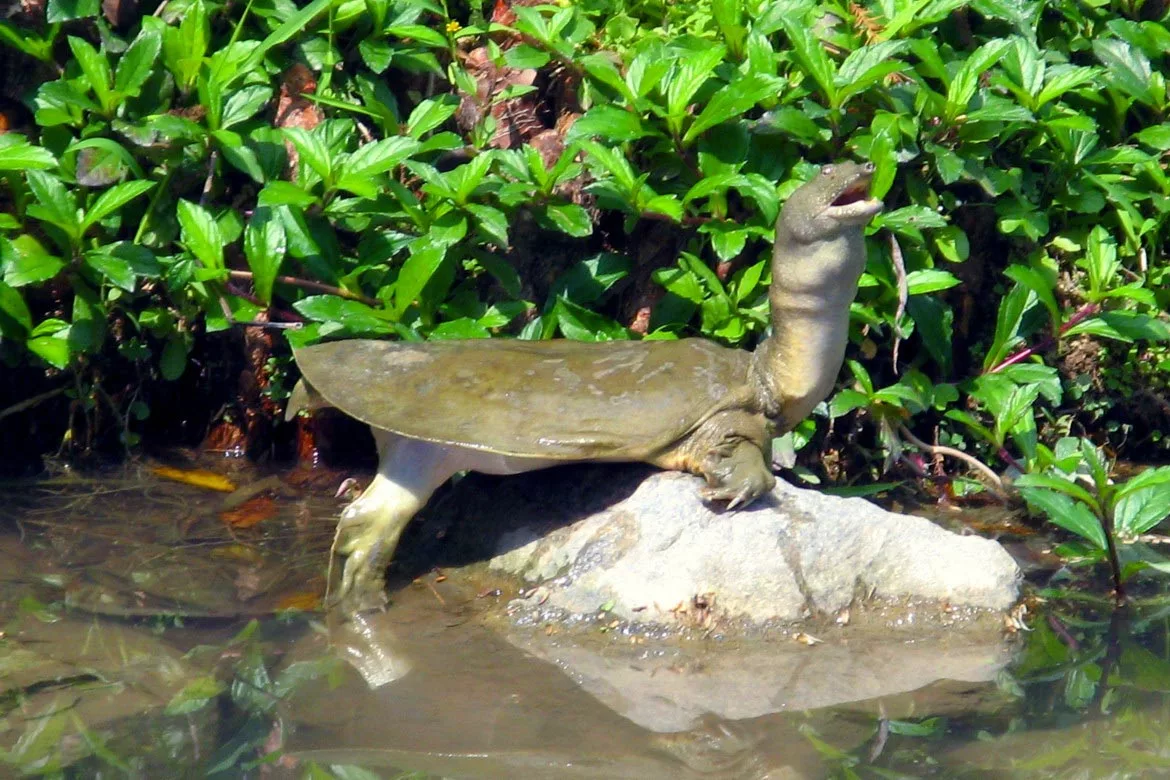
[{"x1": 219, "y1": 495, "x2": 277, "y2": 528}]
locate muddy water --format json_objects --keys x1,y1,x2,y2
[{"x1": 1, "y1": 460, "x2": 1168, "y2": 778}]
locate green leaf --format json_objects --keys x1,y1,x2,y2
[
  {"x1": 68, "y1": 35, "x2": 114, "y2": 113},
  {"x1": 882, "y1": 0, "x2": 967, "y2": 39},
  {"x1": 164, "y1": 676, "x2": 224, "y2": 715},
  {"x1": 27, "y1": 332, "x2": 70, "y2": 368},
  {"x1": 778, "y1": 15, "x2": 837, "y2": 105},
  {"x1": 238, "y1": 0, "x2": 331, "y2": 80},
  {"x1": 829, "y1": 388, "x2": 871, "y2": 418},
  {"x1": 1093, "y1": 38, "x2": 1154, "y2": 105},
  {"x1": 503, "y1": 43, "x2": 550, "y2": 70},
  {"x1": 707, "y1": 224, "x2": 749, "y2": 262},
  {"x1": 214, "y1": 129, "x2": 267, "y2": 183},
  {"x1": 1037, "y1": 65, "x2": 1098, "y2": 107},
  {"x1": 712, "y1": 0, "x2": 747, "y2": 57},
  {"x1": 177, "y1": 199, "x2": 225, "y2": 270},
  {"x1": 982, "y1": 282, "x2": 1030, "y2": 371},
  {"x1": 542, "y1": 203, "x2": 593, "y2": 237},
  {"x1": 81, "y1": 180, "x2": 155, "y2": 233},
  {"x1": 1114, "y1": 484, "x2": 1170, "y2": 538},
  {"x1": 394, "y1": 240, "x2": 447, "y2": 317},
  {"x1": 835, "y1": 40, "x2": 909, "y2": 106},
  {"x1": 358, "y1": 37, "x2": 393, "y2": 73},
  {"x1": 1117, "y1": 466, "x2": 1170, "y2": 498},
  {"x1": 476, "y1": 253, "x2": 522, "y2": 298},
  {"x1": 751, "y1": 107, "x2": 824, "y2": 145},
  {"x1": 258, "y1": 181, "x2": 319, "y2": 208},
  {"x1": 1135, "y1": 125, "x2": 1170, "y2": 151},
  {"x1": 554, "y1": 296, "x2": 629, "y2": 341},
  {"x1": 385, "y1": 24, "x2": 448, "y2": 47},
  {"x1": 568, "y1": 105, "x2": 657, "y2": 142},
  {"x1": 335, "y1": 136, "x2": 419, "y2": 195},
  {"x1": 25, "y1": 169, "x2": 81, "y2": 241},
  {"x1": 0, "y1": 280, "x2": 32, "y2": 338},
  {"x1": 452, "y1": 151, "x2": 496, "y2": 204},
  {"x1": 69, "y1": 137, "x2": 146, "y2": 181},
  {"x1": 580, "y1": 53, "x2": 637, "y2": 104},
  {"x1": 47, "y1": 0, "x2": 99, "y2": 22},
  {"x1": 906, "y1": 295, "x2": 953, "y2": 374},
  {"x1": 665, "y1": 45, "x2": 726, "y2": 122},
  {"x1": 683, "y1": 73, "x2": 782, "y2": 144},
  {"x1": 294, "y1": 296, "x2": 393, "y2": 335},
  {"x1": 643, "y1": 195, "x2": 683, "y2": 222},
  {"x1": 550, "y1": 253, "x2": 630, "y2": 304},
  {"x1": 1017, "y1": 486, "x2": 1107, "y2": 550},
  {"x1": 465, "y1": 204, "x2": 509, "y2": 246},
  {"x1": 1014, "y1": 473, "x2": 1100, "y2": 512},
  {"x1": 0, "y1": 136, "x2": 56, "y2": 171},
  {"x1": 221, "y1": 85, "x2": 273, "y2": 129},
  {"x1": 945, "y1": 38, "x2": 1012, "y2": 120},
  {"x1": 84, "y1": 251, "x2": 137, "y2": 291},
  {"x1": 430, "y1": 317, "x2": 492, "y2": 339},
  {"x1": 580, "y1": 141, "x2": 640, "y2": 195},
  {"x1": 284, "y1": 128, "x2": 333, "y2": 182},
  {"x1": 114, "y1": 29, "x2": 162, "y2": 97},
  {"x1": 1, "y1": 236, "x2": 63, "y2": 287},
  {"x1": 406, "y1": 97, "x2": 459, "y2": 139},
  {"x1": 905, "y1": 269, "x2": 960, "y2": 295},
  {"x1": 244, "y1": 207, "x2": 286, "y2": 305},
  {"x1": 1003, "y1": 265, "x2": 1059, "y2": 331},
  {"x1": 1065, "y1": 311, "x2": 1170, "y2": 343},
  {"x1": 943, "y1": 408, "x2": 996, "y2": 446}
]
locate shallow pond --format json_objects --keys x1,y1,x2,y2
[{"x1": 2, "y1": 459, "x2": 1169, "y2": 778}]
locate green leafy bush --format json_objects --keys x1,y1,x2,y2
[{"x1": 0, "y1": 0, "x2": 1168, "y2": 570}]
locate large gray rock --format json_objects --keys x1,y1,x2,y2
[{"x1": 480, "y1": 471, "x2": 1020, "y2": 626}]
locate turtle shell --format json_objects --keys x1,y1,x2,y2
[{"x1": 292, "y1": 338, "x2": 752, "y2": 460}]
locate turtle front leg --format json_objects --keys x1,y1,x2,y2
[
  {"x1": 698, "y1": 439, "x2": 776, "y2": 510},
  {"x1": 328, "y1": 433, "x2": 459, "y2": 612}
]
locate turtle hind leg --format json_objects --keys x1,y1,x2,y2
[
  {"x1": 328, "y1": 433, "x2": 460, "y2": 612},
  {"x1": 698, "y1": 439, "x2": 776, "y2": 510}
]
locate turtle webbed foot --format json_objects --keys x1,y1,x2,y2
[
  {"x1": 327, "y1": 479, "x2": 417, "y2": 613},
  {"x1": 329, "y1": 518, "x2": 390, "y2": 612},
  {"x1": 699, "y1": 442, "x2": 776, "y2": 510}
]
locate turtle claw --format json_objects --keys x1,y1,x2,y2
[
  {"x1": 326, "y1": 501, "x2": 400, "y2": 613},
  {"x1": 700, "y1": 482, "x2": 758, "y2": 510}
]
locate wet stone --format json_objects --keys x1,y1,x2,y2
[{"x1": 428, "y1": 468, "x2": 1022, "y2": 629}]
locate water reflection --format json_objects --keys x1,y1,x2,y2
[{"x1": 3, "y1": 462, "x2": 1170, "y2": 777}]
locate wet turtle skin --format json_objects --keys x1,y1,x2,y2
[{"x1": 289, "y1": 161, "x2": 884, "y2": 611}]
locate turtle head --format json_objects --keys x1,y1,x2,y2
[{"x1": 778, "y1": 161, "x2": 883, "y2": 245}]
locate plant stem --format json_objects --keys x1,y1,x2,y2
[
  {"x1": 227, "y1": 270, "x2": 381, "y2": 307},
  {"x1": 898, "y1": 424, "x2": 1009, "y2": 498},
  {"x1": 986, "y1": 302, "x2": 1101, "y2": 374},
  {"x1": 1102, "y1": 507, "x2": 1126, "y2": 603},
  {"x1": 0, "y1": 386, "x2": 67, "y2": 423}
]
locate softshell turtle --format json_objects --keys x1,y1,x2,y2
[{"x1": 289, "y1": 161, "x2": 883, "y2": 610}]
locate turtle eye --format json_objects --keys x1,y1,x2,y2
[
  {"x1": 863, "y1": 162, "x2": 875, "y2": 173},
  {"x1": 821, "y1": 165, "x2": 834, "y2": 177}
]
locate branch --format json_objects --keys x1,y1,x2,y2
[
  {"x1": 986, "y1": 302, "x2": 1101, "y2": 374},
  {"x1": 889, "y1": 232, "x2": 908, "y2": 375},
  {"x1": 897, "y1": 424, "x2": 1008, "y2": 498},
  {"x1": 0, "y1": 386, "x2": 68, "y2": 423},
  {"x1": 227, "y1": 270, "x2": 381, "y2": 307}
]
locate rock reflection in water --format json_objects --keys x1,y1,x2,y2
[{"x1": 284, "y1": 601, "x2": 1012, "y2": 778}]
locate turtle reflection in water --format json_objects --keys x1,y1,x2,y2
[{"x1": 288, "y1": 161, "x2": 883, "y2": 612}]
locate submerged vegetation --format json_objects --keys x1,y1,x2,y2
[{"x1": 0, "y1": 0, "x2": 1168, "y2": 587}]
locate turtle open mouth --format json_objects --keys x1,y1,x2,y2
[{"x1": 832, "y1": 179, "x2": 872, "y2": 206}]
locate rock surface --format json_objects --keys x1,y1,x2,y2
[{"x1": 442, "y1": 469, "x2": 1022, "y2": 626}]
